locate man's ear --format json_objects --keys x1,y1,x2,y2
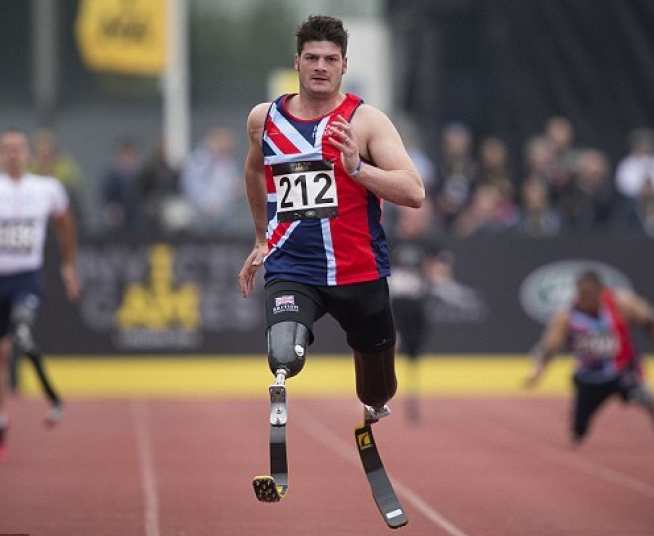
[
  {"x1": 294, "y1": 54, "x2": 299, "y2": 71},
  {"x1": 342, "y1": 56, "x2": 348, "y2": 75}
]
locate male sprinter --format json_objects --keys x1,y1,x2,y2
[
  {"x1": 525, "y1": 270, "x2": 654, "y2": 444},
  {"x1": 0, "y1": 128, "x2": 80, "y2": 461},
  {"x1": 238, "y1": 16, "x2": 423, "y2": 525}
]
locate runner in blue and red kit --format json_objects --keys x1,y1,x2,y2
[
  {"x1": 262, "y1": 92, "x2": 389, "y2": 286},
  {"x1": 526, "y1": 270, "x2": 654, "y2": 444},
  {"x1": 239, "y1": 17, "x2": 424, "y2": 512},
  {"x1": 239, "y1": 15, "x2": 424, "y2": 419}
]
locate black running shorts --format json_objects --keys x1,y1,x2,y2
[
  {"x1": 265, "y1": 278, "x2": 396, "y2": 353},
  {"x1": 0, "y1": 271, "x2": 43, "y2": 338}
]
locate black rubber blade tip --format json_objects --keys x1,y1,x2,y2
[{"x1": 253, "y1": 475, "x2": 285, "y2": 503}]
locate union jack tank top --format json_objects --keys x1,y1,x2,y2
[{"x1": 261, "y1": 93, "x2": 390, "y2": 286}]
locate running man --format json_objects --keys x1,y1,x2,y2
[
  {"x1": 239, "y1": 15, "x2": 423, "y2": 418},
  {"x1": 238, "y1": 16, "x2": 423, "y2": 510},
  {"x1": 525, "y1": 270, "x2": 654, "y2": 444},
  {"x1": 0, "y1": 128, "x2": 80, "y2": 461}
]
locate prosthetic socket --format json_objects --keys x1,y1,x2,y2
[
  {"x1": 11, "y1": 295, "x2": 40, "y2": 355},
  {"x1": 267, "y1": 321, "x2": 309, "y2": 378}
]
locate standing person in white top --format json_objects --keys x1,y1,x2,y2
[{"x1": 0, "y1": 128, "x2": 80, "y2": 462}]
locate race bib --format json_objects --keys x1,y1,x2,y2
[
  {"x1": 0, "y1": 219, "x2": 37, "y2": 254},
  {"x1": 272, "y1": 160, "x2": 338, "y2": 222},
  {"x1": 575, "y1": 332, "x2": 619, "y2": 361}
]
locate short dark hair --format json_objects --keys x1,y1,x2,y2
[
  {"x1": 296, "y1": 15, "x2": 348, "y2": 57},
  {"x1": 577, "y1": 270, "x2": 603, "y2": 287}
]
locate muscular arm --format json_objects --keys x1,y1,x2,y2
[
  {"x1": 327, "y1": 105, "x2": 425, "y2": 208},
  {"x1": 238, "y1": 103, "x2": 270, "y2": 298},
  {"x1": 534, "y1": 310, "x2": 569, "y2": 364},
  {"x1": 244, "y1": 103, "x2": 270, "y2": 243},
  {"x1": 617, "y1": 291, "x2": 654, "y2": 340},
  {"x1": 525, "y1": 310, "x2": 569, "y2": 387}
]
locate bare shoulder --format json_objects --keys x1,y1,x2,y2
[
  {"x1": 614, "y1": 288, "x2": 642, "y2": 311},
  {"x1": 246, "y1": 102, "x2": 271, "y2": 145},
  {"x1": 615, "y1": 288, "x2": 653, "y2": 318},
  {"x1": 247, "y1": 102, "x2": 271, "y2": 130},
  {"x1": 351, "y1": 103, "x2": 394, "y2": 129},
  {"x1": 614, "y1": 288, "x2": 635, "y2": 304},
  {"x1": 351, "y1": 104, "x2": 400, "y2": 150}
]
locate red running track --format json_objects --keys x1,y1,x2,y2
[{"x1": 1, "y1": 397, "x2": 653, "y2": 536}]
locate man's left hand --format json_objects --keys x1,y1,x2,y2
[{"x1": 326, "y1": 114, "x2": 362, "y2": 178}]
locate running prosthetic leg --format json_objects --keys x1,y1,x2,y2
[
  {"x1": 12, "y1": 302, "x2": 63, "y2": 417},
  {"x1": 355, "y1": 405, "x2": 408, "y2": 529},
  {"x1": 253, "y1": 369, "x2": 289, "y2": 502}
]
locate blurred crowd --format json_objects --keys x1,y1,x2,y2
[
  {"x1": 16, "y1": 116, "x2": 654, "y2": 239},
  {"x1": 396, "y1": 117, "x2": 654, "y2": 240}
]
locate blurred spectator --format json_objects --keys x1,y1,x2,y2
[
  {"x1": 544, "y1": 116, "x2": 576, "y2": 204},
  {"x1": 30, "y1": 129, "x2": 87, "y2": 223},
  {"x1": 524, "y1": 135, "x2": 558, "y2": 187},
  {"x1": 615, "y1": 128, "x2": 654, "y2": 199},
  {"x1": 388, "y1": 119, "x2": 436, "y2": 234},
  {"x1": 395, "y1": 199, "x2": 434, "y2": 240},
  {"x1": 100, "y1": 140, "x2": 141, "y2": 232},
  {"x1": 397, "y1": 117, "x2": 436, "y2": 190},
  {"x1": 630, "y1": 180, "x2": 654, "y2": 236},
  {"x1": 545, "y1": 116, "x2": 574, "y2": 154},
  {"x1": 137, "y1": 141, "x2": 180, "y2": 231},
  {"x1": 563, "y1": 149, "x2": 615, "y2": 231},
  {"x1": 477, "y1": 137, "x2": 512, "y2": 186},
  {"x1": 453, "y1": 183, "x2": 516, "y2": 237},
  {"x1": 180, "y1": 127, "x2": 243, "y2": 232},
  {"x1": 515, "y1": 177, "x2": 561, "y2": 237},
  {"x1": 545, "y1": 116, "x2": 577, "y2": 179},
  {"x1": 433, "y1": 123, "x2": 478, "y2": 229}
]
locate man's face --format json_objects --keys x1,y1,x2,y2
[
  {"x1": 295, "y1": 41, "x2": 347, "y2": 98},
  {"x1": 576, "y1": 280, "x2": 602, "y2": 314},
  {"x1": 0, "y1": 131, "x2": 30, "y2": 175}
]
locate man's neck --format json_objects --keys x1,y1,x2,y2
[{"x1": 289, "y1": 91, "x2": 346, "y2": 120}]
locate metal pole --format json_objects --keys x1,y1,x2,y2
[
  {"x1": 163, "y1": 0, "x2": 190, "y2": 167},
  {"x1": 32, "y1": 0, "x2": 59, "y2": 126}
]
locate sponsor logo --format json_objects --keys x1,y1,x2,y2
[
  {"x1": 115, "y1": 244, "x2": 200, "y2": 349},
  {"x1": 272, "y1": 294, "x2": 299, "y2": 314},
  {"x1": 74, "y1": 242, "x2": 260, "y2": 351},
  {"x1": 290, "y1": 161, "x2": 309, "y2": 173},
  {"x1": 356, "y1": 430, "x2": 373, "y2": 450},
  {"x1": 520, "y1": 260, "x2": 633, "y2": 324},
  {"x1": 275, "y1": 295, "x2": 295, "y2": 307}
]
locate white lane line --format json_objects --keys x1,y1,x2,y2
[
  {"x1": 130, "y1": 401, "x2": 161, "y2": 536},
  {"x1": 539, "y1": 447, "x2": 654, "y2": 500},
  {"x1": 295, "y1": 410, "x2": 472, "y2": 536}
]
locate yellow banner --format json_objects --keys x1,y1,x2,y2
[{"x1": 75, "y1": 0, "x2": 167, "y2": 75}]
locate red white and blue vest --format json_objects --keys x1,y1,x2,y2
[
  {"x1": 568, "y1": 290, "x2": 639, "y2": 382},
  {"x1": 262, "y1": 93, "x2": 390, "y2": 286}
]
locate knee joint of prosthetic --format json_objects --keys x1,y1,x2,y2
[
  {"x1": 267, "y1": 322, "x2": 309, "y2": 378},
  {"x1": 10, "y1": 297, "x2": 40, "y2": 355}
]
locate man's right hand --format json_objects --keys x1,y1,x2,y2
[{"x1": 239, "y1": 240, "x2": 268, "y2": 298}]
